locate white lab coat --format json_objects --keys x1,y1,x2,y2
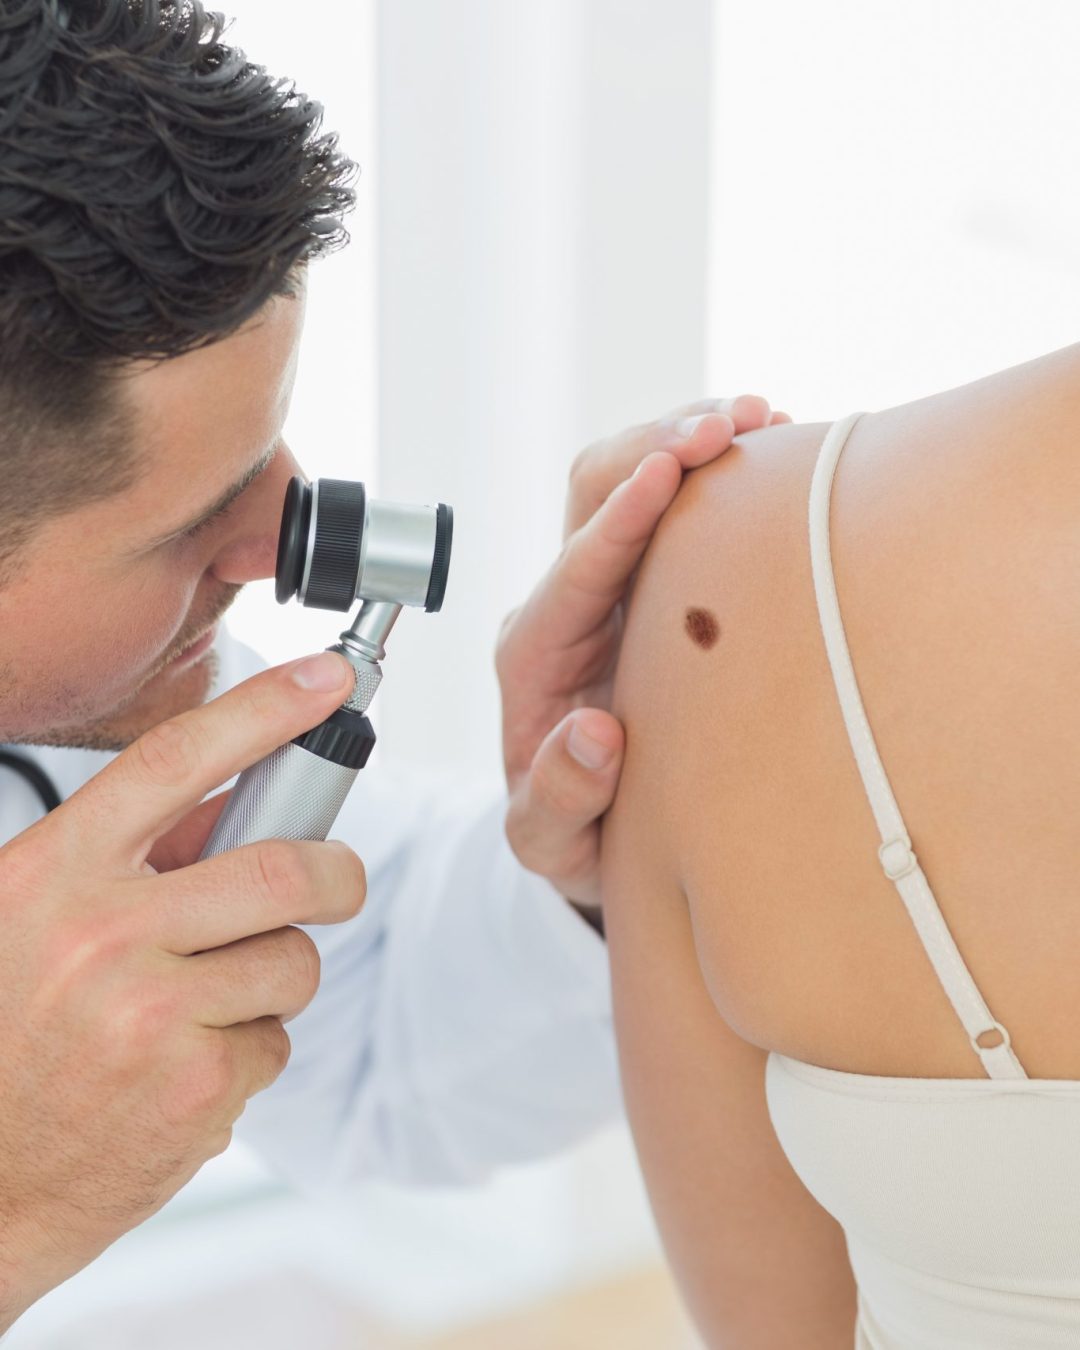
[{"x1": 0, "y1": 626, "x2": 621, "y2": 1190}]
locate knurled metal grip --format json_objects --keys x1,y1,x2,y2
[
  {"x1": 199, "y1": 743, "x2": 362, "y2": 857},
  {"x1": 342, "y1": 661, "x2": 382, "y2": 714}
]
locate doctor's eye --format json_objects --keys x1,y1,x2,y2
[{"x1": 183, "y1": 502, "x2": 235, "y2": 540}]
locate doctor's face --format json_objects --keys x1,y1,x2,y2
[{"x1": 0, "y1": 289, "x2": 308, "y2": 751}]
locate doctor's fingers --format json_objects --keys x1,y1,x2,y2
[
  {"x1": 181, "y1": 927, "x2": 322, "y2": 1027},
  {"x1": 504, "y1": 451, "x2": 683, "y2": 670},
  {"x1": 563, "y1": 393, "x2": 789, "y2": 539},
  {"x1": 66, "y1": 652, "x2": 356, "y2": 873},
  {"x1": 205, "y1": 1017, "x2": 295, "y2": 1108},
  {"x1": 505, "y1": 708, "x2": 625, "y2": 908},
  {"x1": 142, "y1": 838, "x2": 366, "y2": 957},
  {"x1": 146, "y1": 790, "x2": 230, "y2": 874}
]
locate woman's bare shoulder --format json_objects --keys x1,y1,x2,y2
[
  {"x1": 611, "y1": 344, "x2": 1080, "y2": 1073},
  {"x1": 616, "y1": 337, "x2": 1080, "y2": 748}
]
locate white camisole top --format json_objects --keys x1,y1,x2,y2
[{"x1": 764, "y1": 411, "x2": 1080, "y2": 1349}]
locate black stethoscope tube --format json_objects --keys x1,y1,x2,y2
[{"x1": 0, "y1": 751, "x2": 63, "y2": 815}]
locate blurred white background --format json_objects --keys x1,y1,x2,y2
[
  {"x1": 706, "y1": 1, "x2": 1080, "y2": 416},
  {"x1": 8, "y1": 0, "x2": 1080, "y2": 1345}
]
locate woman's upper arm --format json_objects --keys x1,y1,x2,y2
[
  {"x1": 601, "y1": 439, "x2": 858, "y2": 1347},
  {"x1": 602, "y1": 796, "x2": 857, "y2": 1348}
]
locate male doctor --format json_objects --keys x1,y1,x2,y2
[{"x1": 0, "y1": 0, "x2": 787, "y2": 1329}]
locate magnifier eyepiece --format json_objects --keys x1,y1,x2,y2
[{"x1": 275, "y1": 477, "x2": 311, "y2": 605}]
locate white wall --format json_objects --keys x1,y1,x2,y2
[
  {"x1": 707, "y1": 0, "x2": 1080, "y2": 418},
  {"x1": 223, "y1": 2, "x2": 380, "y2": 667},
  {"x1": 375, "y1": 0, "x2": 714, "y2": 773}
]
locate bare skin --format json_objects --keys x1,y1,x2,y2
[{"x1": 602, "y1": 338, "x2": 1080, "y2": 1346}]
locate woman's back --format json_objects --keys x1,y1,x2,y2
[{"x1": 601, "y1": 341, "x2": 1080, "y2": 1347}]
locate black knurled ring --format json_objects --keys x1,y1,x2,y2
[{"x1": 304, "y1": 479, "x2": 367, "y2": 611}]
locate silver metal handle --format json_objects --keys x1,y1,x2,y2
[
  {"x1": 199, "y1": 742, "x2": 360, "y2": 858},
  {"x1": 198, "y1": 619, "x2": 391, "y2": 861}
]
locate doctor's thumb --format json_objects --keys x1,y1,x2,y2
[
  {"x1": 534, "y1": 708, "x2": 625, "y2": 827},
  {"x1": 566, "y1": 714, "x2": 622, "y2": 774},
  {"x1": 506, "y1": 709, "x2": 625, "y2": 891}
]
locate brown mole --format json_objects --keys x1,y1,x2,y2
[{"x1": 685, "y1": 607, "x2": 720, "y2": 650}]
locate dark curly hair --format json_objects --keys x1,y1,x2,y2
[{"x1": 0, "y1": 0, "x2": 358, "y2": 581}]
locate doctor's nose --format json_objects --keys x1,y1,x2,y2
[{"x1": 209, "y1": 442, "x2": 307, "y2": 587}]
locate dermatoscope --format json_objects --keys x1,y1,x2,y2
[{"x1": 199, "y1": 477, "x2": 453, "y2": 857}]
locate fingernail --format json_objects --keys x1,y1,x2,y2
[
  {"x1": 675, "y1": 414, "x2": 707, "y2": 438},
  {"x1": 291, "y1": 652, "x2": 352, "y2": 691},
  {"x1": 568, "y1": 722, "x2": 616, "y2": 770}
]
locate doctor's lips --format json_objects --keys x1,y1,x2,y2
[
  {"x1": 685, "y1": 607, "x2": 720, "y2": 650},
  {"x1": 164, "y1": 623, "x2": 218, "y2": 670},
  {"x1": 161, "y1": 588, "x2": 242, "y2": 672}
]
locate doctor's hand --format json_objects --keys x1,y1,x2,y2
[
  {"x1": 498, "y1": 395, "x2": 791, "y2": 914},
  {"x1": 0, "y1": 652, "x2": 363, "y2": 1333}
]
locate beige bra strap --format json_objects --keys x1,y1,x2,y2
[{"x1": 808, "y1": 411, "x2": 1026, "y2": 1081}]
